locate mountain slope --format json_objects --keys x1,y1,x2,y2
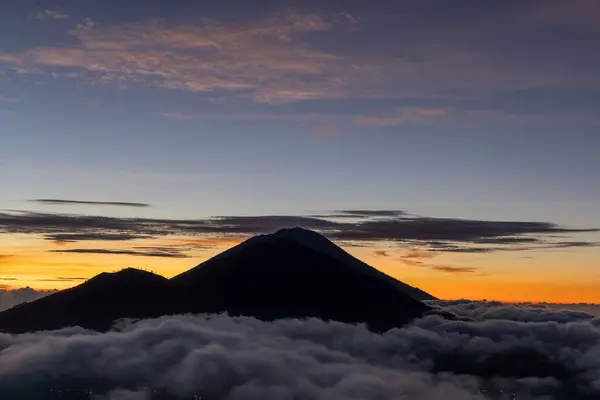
[
  {"x1": 171, "y1": 228, "x2": 432, "y2": 331},
  {"x1": 0, "y1": 269, "x2": 174, "y2": 333},
  {"x1": 175, "y1": 227, "x2": 434, "y2": 301}
]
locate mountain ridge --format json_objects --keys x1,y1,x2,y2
[{"x1": 0, "y1": 227, "x2": 434, "y2": 333}]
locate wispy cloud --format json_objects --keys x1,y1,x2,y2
[
  {"x1": 86, "y1": 99, "x2": 101, "y2": 109},
  {"x1": 333, "y1": 210, "x2": 407, "y2": 218},
  {"x1": 398, "y1": 249, "x2": 479, "y2": 274},
  {"x1": 161, "y1": 112, "x2": 197, "y2": 121},
  {"x1": 399, "y1": 249, "x2": 438, "y2": 268},
  {"x1": 49, "y1": 247, "x2": 190, "y2": 258},
  {"x1": 312, "y1": 125, "x2": 337, "y2": 140},
  {"x1": 354, "y1": 108, "x2": 449, "y2": 127},
  {"x1": 47, "y1": 233, "x2": 152, "y2": 243},
  {"x1": 0, "y1": 96, "x2": 21, "y2": 104},
  {"x1": 520, "y1": 0, "x2": 600, "y2": 29},
  {"x1": 374, "y1": 250, "x2": 390, "y2": 257},
  {"x1": 0, "y1": 1, "x2": 598, "y2": 114},
  {"x1": 167, "y1": 238, "x2": 241, "y2": 252},
  {"x1": 30, "y1": 9, "x2": 70, "y2": 21},
  {"x1": 0, "y1": 255, "x2": 15, "y2": 263},
  {"x1": 430, "y1": 266, "x2": 478, "y2": 274},
  {"x1": 2, "y1": 10, "x2": 356, "y2": 103},
  {"x1": 36, "y1": 277, "x2": 87, "y2": 282},
  {"x1": 29, "y1": 199, "x2": 151, "y2": 208}
]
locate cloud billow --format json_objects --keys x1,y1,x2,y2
[{"x1": 1, "y1": 301, "x2": 600, "y2": 399}]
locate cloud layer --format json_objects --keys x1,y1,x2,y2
[
  {"x1": 3, "y1": 1, "x2": 600, "y2": 112},
  {"x1": 3, "y1": 10, "x2": 357, "y2": 103},
  {"x1": 1, "y1": 300, "x2": 600, "y2": 399},
  {"x1": 0, "y1": 210, "x2": 596, "y2": 263}
]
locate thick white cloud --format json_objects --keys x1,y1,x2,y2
[
  {"x1": 429, "y1": 299, "x2": 600, "y2": 320},
  {"x1": 1, "y1": 301, "x2": 600, "y2": 399}
]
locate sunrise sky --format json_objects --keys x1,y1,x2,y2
[{"x1": 1, "y1": 0, "x2": 599, "y2": 303}]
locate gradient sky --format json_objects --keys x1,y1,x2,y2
[{"x1": 1, "y1": 0, "x2": 599, "y2": 302}]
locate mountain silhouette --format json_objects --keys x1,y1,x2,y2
[
  {"x1": 0, "y1": 228, "x2": 433, "y2": 333},
  {"x1": 174, "y1": 227, "x2": 434, "y2": 302},
  {"x1": 0, "y1": 268, "x2": 175, "y2": 332}
]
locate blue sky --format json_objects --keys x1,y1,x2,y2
[{"x1": 1, "y1": 0, "x2": 599, "y2": 301}]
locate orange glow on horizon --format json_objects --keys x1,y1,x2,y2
[
  {"x1": 409, "y1": 278, "x2": 600, "y2": 304},
  {"x1": 2, "y1": 236, "x2": 599, "y2": 304}
]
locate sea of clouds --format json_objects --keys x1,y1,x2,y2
[{"x1": 1, "y1": 300, "x2": 600, "y2": 399}]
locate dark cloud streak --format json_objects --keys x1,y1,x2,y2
[
  {"x1": 29, "y1": 199, "x2": 151, "y2": 208},
  {"x1": 430, "y1": 266, "x2": 478, "y2": 274},
  {"x1": 49, "y1": 248, "x2": 190, "y2": 258},
  {"x1": 36, "y1": 277, "x2": 87, "y2": 282},
  {"x1": 47, "y1": 233, "x2": 152, "y2": 243}
]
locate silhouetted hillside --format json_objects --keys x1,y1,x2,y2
[
  {"x1": 172, "y1": 227, "x2": 432, "y2": 330},
  {"x1": 176, "y1": 227, "x2": 435, "y2": 301},
  {"x1": 0, "y1": 268, "x2": 173, "y2": 332}
]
